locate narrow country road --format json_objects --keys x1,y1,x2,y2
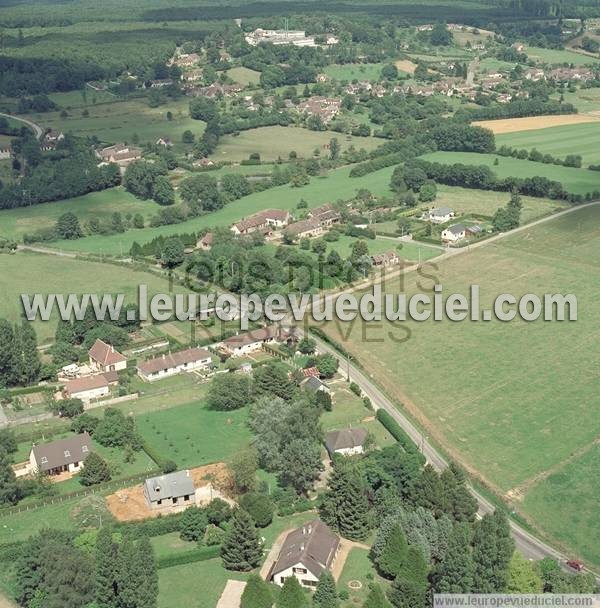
[
  {"x1": 0, "y1": 112, "x2": 43, "y2": 139},
  {"x1": 16, "y1": 245, "x2": 77, "y2": 258}
]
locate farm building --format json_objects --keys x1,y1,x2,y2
[
  {"x1": 29, "y1": 433, "x2": 92, "y2": 476},
  {"x1": 143, "y1": 470, "x2": 195, "y2": 509},
  {"x1": 269, "y1": 520, "x2": 340, "y2": 588},
  {"x1": 88, "y1": 339, "x2": 127, "y2": 374},
  {"x1": 137, "y1": 347, "x2": 212, "y2": 381},
  {"x1": 63, "y1": 374, "x2": 110, "y2": 402},
  {"x1": 371, "y1": 251, "x2": 400, "y2": 267},
  {"x1": 197, "y1": 232, "x2": 214, "y2": 250},
  {"x1": 231, "y1": 209, "x2": 291, "y2": 235},
  {"x1": 325, "y1": 428, "x2": 369, "y2": 457},
  {"x1": 97, "y1": 143, "x2": 142, "y2": 168}
]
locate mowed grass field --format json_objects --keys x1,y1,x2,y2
[
  {"x1": 215, "y1": 126, "x2": 382, "y2": 162},
  {"x1": 323, "y1": 62, "x2": 386, "y2": 81},
  {"x1": 525, "y1": 45, "x2": 600, "y2": 66},
  {"x1": 0, "y1": 188, "x2": 161, "y2": 242},
  {"x1": 0, "y1": 252, "x2": 188, "y2": 343},
  {"x1": 226, "y1": 66, "x2": 261, "y2": 85},
  {"x1": 136, "y1": 401, "x2": 252, "y2": 469},
  {"x1": 422, "y1": 151, "x2": 600, "y2": 195},
  {"x1": 49, "y1": 164, "x2": 397, "y2": 254},
  {"x1": 21, "y1": 98, "x2": 205, "y2": 145},
  {"x1": 496, "y1": 122, "x2": 600, "y2": 167},
  {"x1": 320, "y1": 204, "x2": 600, "y2": 566}
]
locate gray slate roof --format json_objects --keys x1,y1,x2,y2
[
  {"x1": 325, "y1": 428, "x2": 368, "y2": 453},
  {"x1": 144, "y1": 470, "x2": 195, "y2": 502},
  {"x1": 446, "y1": 223, "x2": 466, "y2": 235},
  {"x1": 271, "y1": 520, "x2": 339, "y2": 579},
  {"x1": 431, "y1": 207, "x2": 454, "y2": 216},
  {"x1": 31, "y1": 433, "x2": 92, "y2": 472},
  {"x1": 300, "y1": 376, "x2": 328, "y2": 393}
]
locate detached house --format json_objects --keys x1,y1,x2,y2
[
  {"x1": 137, "y1": 347, "x2": 212, "y2": 381},
  {"x1": 371, "y1": 251, "x2": 400, "y2": 267},
  {"x1": 63, "y1": 374, "x2": 110, "y2": 402},
  {"x1": 98, "y1": 143, "x2": 142, "y2": 169},
  {"x1": 269, "y1": 520, "x2": 340, "y2": 588},
  {"x1": 441, "y1": 223, "x2": 468, "y2": 243},
  {"x1": 29, "y1": 433, "x2": 92, "y2": 476},
  {"x1": 144, "y1": 470, "x2": 195, "y2": 509},
  {"x1": 428, "y1": 207, "x2": 455, "y2": 224},
  {"x1": 88, "y1": 339, "x2": 127, "y2": 374},
  {"x1": 325, "y1": 428, "x2": 368, "y2": 457},
  {"x1": 221, "y1": 327, "x2": 279, "y2": 357}
]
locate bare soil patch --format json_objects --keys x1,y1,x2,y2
[
  {"x1": 474, "y1": 114, "x2": 600, "y2": 134},
  {"x1": 106, "y1": 462, "x2": 233, "y2": 522},
  {"x1": 395, "y1": 59, "x2": 417, "y2": 74}
]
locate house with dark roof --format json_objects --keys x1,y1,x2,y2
[
  {"x1": 300, "y1": 376, "x2": 331, "y2": 394},
  {"x1": 29, "y1": 433, "x2": 92, "y2": 476},
  {"x1": 427, "y1": 207, "x2": 455, "y2": 224},
  {"x1": 325, "y1": 428, "x2": 368, "y2": 457},
  {"x1": 63, "y1": 374, "x2": 110, "y2": 402},
  {"x1": 143, "y1": 470, "x2": 196, "y2": 509},
  {"x1": 269, "y1": 520, "x2": 340, "y2": 588},
  {"x1": 88, "y1": 339, "x2": 127, "y2": 374},
  {"x1": 137, "y1": 347, "x2": 212, "y2": 381},
  {"x1": 441, "y1": 223, "x2": 468, "y2": 243}
]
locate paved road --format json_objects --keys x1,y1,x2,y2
[
  {"x1": 0, "y1": 112, "x2": 43, "y2": 139},
  {"x1": 309, "y1": 332, "x2": 598, "y2": 580}
]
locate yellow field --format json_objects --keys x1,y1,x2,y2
[
  {"x1": 395, "y1": 59, "x2": 417, "y2": 74},
  {"x1": 474, "y1": 113, "x2": 600, "y2": 134}
]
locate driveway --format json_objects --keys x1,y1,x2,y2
[{"x1": 216, "y1": 580, "x2": 246, "y2": 608}]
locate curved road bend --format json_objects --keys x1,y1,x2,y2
[{"x1": 0, "y1": 112, "x2": 43, "y2": 140}]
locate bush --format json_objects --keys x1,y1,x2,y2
[
  {"x1": 204, "y1": 524, "x2": 226, "y2": 546},
  {"x1": 156, "y1": 544, "x2": 220, "y2": 569},
  {"x1": 239, "y1": 493, "x2": 274, "y2": 528},
  {"x1": 180, "y1": 507, "x2": 208, "y2": 541},
  {"x1": 376, "y1": 410, "x2": 425, "y2": 463},
  {"x1": 349, "y1": 382, "x2": 361, "y2": 396}
]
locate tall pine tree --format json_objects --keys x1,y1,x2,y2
[
  {"x1": 241, "y1": 574, "x2": 273, "y2": 608},
  {"x1": 313, "y1": 572, "x2": 338, "y2": 608},
  {"x1": 0, "y1": 320, "x2": 17, "y2": 386},
  {"x1": 221, "y1": 509, "x2": 263, "y2": 571},
  {"x1": 319, "y1": 458, "x2": 370, "y2": 540},
  {"x1": 432, "y1": 523, "x2": 474, "y2": 593},
  {"x1": 377, "y1": 523, "x2": 408, "y2": 579},
  {"x1": 276, "y1": 576, "x2": 308, "y2": 608},
  {"x1": 364, "y1": 583, "x2": 392, "y2": 608},
  {"x1": 95, "y1": 526, "x2": 118, "y2": 608},
  {"x1": 15, "y1": 320, "x2": 41, "y2": 385}
]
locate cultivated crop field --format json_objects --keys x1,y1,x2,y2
[
  {"x1": 0, "y1": 252, "x2": 187, "y2": 343},
  {"x1": 320, "y1": 204, "x2": 600, "y2": 566},
  {"x1": 422, "y1": 151, "x2": 600, "y2": 195},
  {"x1": 496, "y1": 122, "x2": 600, "y2": 167},
  {"x1": 474, "y1": 114, "x2": 600, "y2": 134},
  {"x1": 214, "y1": 126, "x2": 382, "y2": 162}
]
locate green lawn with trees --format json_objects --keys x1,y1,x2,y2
[{"x1": 421, "y1": 151, "x2": 600, "y2": 195}]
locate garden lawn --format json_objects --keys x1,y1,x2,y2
[
  {"x1": 337, "y1": 547, "x2": 380, "y2": 606},
  {"x1": 320, "y1": 204, "x2": 600, "y2": 566},
  {"x1": 215, "y1": 126, "x2": 382, "y2": 162},
  {"x1": 421, "y1": 151, "x2": 600, "y2": 195},
  {"x1": 157, "y1": 558, "x2": 248, "y2": 608},
  {"x1": 0, "y1": 251, "x2": 189, "y2": 343},
  {"x1": 150, "y1": 532, "x2": 196, "y2": 560},
  {"x1": 0, "y1": 187, "x2": 161, "y2": 242},
  {"x1": 135, "y1": 401, "x2": 252, "y2": 469},
  {"x1": 226, "y1": 66, "x2": 261, "y2": 86},
  {"x1": 48, "y1": 164, "x2": 397, "y2": 254},
  {"x1": 496, "y1": 122, "x2": 600, "y2": 167}
]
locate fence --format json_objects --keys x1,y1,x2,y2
[
  {"x1": 0, "y1": 468, "x2": 161, "y2": 518},
  {"x1": 84, "y1": 392, "x2": 139, "y2": 410}
]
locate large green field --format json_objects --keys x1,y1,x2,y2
[
  {"x1": 552, "y1": 86, "x2": 600, "y2": 113},
  {"x1": 21, "y1": 97, "x2": 205, "y2": 146},
  {"x1": 496, "y1": 122, "x2": 600, "y2": 167},
  {"x1": 321, "y1": 203, "x2": 600, "y2": 567},
  {"x1": 214, "y1": 126, "x2": 382, "y2": 162},
  {"x1": 323, "y1": 63, "x2": 387, "y2": 81},
  {"x1": 422, "y1": 151, "x2": 600, "y2": 195},
  {"x1": 0, "y1": 252, "x2": 186, "y2": 343},
  {"x1": 47, "y1": 164, "x2": 398, "y2": 254},
  {"x1": 136, "y1": 400, "x2": 252, "y2": 469},
  {"x1": 526, "y1": 45, "x2": 600, "y2": 66}
]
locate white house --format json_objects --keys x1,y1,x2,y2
[
  {"x1": 63, "y1": 374, "x2": 110, "y2": 402},
  {"x1": 441, "y1": 223, "x2": 468, "y2": 243},
  {"x1": 137, "y1": 347, "x2": 212, "y2": 381},
  {"x1": 269, "y1": 520, "x2": 340, "y2": 588},
  {"x1": 325, "y1": 428, "x2": 368, "y2": 457},
  {"x1": 221, "y1": 327, "x2": 278, "y2": 357},
  {"x1": 88, "y1": 339, "x2": 127, "y2": 374},
  {"x1": 29, "y1": 433, "x2": 92, "y2": 476},
  {"x1": 428, "y1": 207, "x2": 455, "y2": 224}
]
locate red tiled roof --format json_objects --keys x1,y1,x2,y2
[
  {"x1": 137, "y1": 347, "x2": 212, "y2": 375},
  {"x1": 88, "y1": 339, "x2": 127, "y2": 366}
]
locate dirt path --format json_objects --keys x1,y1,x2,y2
[
  {"x1": 216, "y1": 580, "x2": 246, "y2": 608},
  {"x1": 330, "y1": 539, "x2": 370, "y2": 581}
]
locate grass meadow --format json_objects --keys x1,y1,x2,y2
[
  {"x1": 496, "y1": 122, "x2": 600, "y2": 167},
  {"x1": 422, "y1": 151, "x2": 600, "y2": 195},
  {"x1": 48, "y1": 165, "x2": 398, "y2": 254},
  {"x1": 214, "y1": 126, "x2": 382, "y2": 162},
  {"x1": 323, "y1": 63, "x2": 387, "y2": 81},
  {"x1": 553, "y1": 86, "x2": 600, "y2": 113},
  {"x1": 525, "y1": 45, "x2": 600, "y2": 66},
  {"x1": 226, "y1": 66, "x2": 261, "y2": 86},
  {"x1": 21, "y1": 97, "x2": 204, "y2": 146},
  {"x1": 0, "y1": 252, "x2": 187, "y2": 343},
  {"x1": 320, "y1": 203, "x2": 600, "y2": 566}
]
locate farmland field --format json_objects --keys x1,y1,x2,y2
[
  {"x1": 496, "y1": 122, "x2": 600, "y2": 167},
  {"x1": 20, "y1": 98, "x2": 204, "y2": 146},
  {"x1": 320, "y1": 203, "x2": 600, "y2": 567},
  {"x1": 214, "y1": 126, "x2": 382, "y2": 162},
  {"x1": 323, "y1": 63, "x2": 387, "y2": 81},
  {"x1": 0, "y1": 252, "x2": 187, "y2": 343},
  {"x1": 421, "y1": 151, "x2": 600, "y2": 195},
  {"x1": 136, "y1": 401, "x2": 252, "y2": 469},
  {"x1": 474, "y1": 114, "x2": 600, "y2": 135},
  {"x1": 525, "y1": 45, "x2": 600, "y2": 66},
  {"x1": 552, "y1": 87, "x2": 600, "y2": 113},
  {"x1": 48, "y1": 164, "x2": 398, "y2": 254}
]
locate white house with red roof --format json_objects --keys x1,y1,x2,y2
[{"x1": 88, "y1": 339, "x2": 127, "y2": 374}]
